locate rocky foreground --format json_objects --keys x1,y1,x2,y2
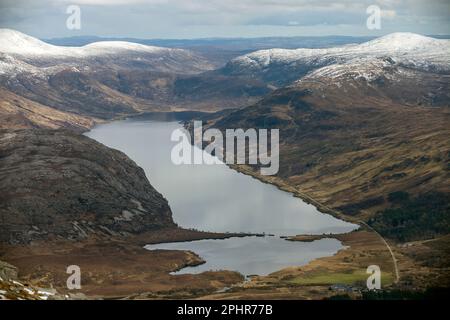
[
  {"x1": 0, "y1": 129, "x2": 175, "y2": 244},
  {"x1": 0, "y1": 31, "x2": 448, "y2": 299},
  {"x1": 0, "y1": 129, "x2": 246, "y2": 299}
]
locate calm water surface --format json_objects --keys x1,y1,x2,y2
[{"x1": 86, "y1": 120, "x2": 357, "y2": 276}]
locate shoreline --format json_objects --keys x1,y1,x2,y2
[
  {"x1": 228, "y1": 163, "x2": 361, "y2": 228},
  {"x1": 1, "y1": 115, "x2": 396, "y2": 299}
]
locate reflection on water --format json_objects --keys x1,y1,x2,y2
[
  {"x1": 86, "y1": 119, "x2": 357, "y2": 275},
  {"x1": 86, "y1": 120, "x2": 357, "y2": 236},
  {"x1": 145, "y1": 236, "x2": 344, "y2": 276}
]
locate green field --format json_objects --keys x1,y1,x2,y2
[{"x1": 287, "y1": 270, "x2": 394, "y2": 286}]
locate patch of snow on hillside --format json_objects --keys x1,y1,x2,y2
[
  {"x1": 231, "y1": 32, "x2": 450, "y2": 73},
  {"x1": 0, "y1": 29, "x2": 173, "y2": 58}
]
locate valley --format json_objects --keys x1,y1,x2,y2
[
  {"x1": 86, "y1": 119, "x2": 356, "y2": 278},
  {"x1": 0, "y1": 29, "x2": 449, "y2": 300}
]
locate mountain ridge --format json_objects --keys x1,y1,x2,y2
[
  {"x1": 223, "y1": 32, "x2": 450, "y2": 86},
  {"x1": 0, "y1": 28, "x2": 180, "y2": 57}
]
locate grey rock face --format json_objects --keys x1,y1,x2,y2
[
  {"x1": 0, "y1": 129, "x2": 175, "y2": 244},
  {"x1": 0, "y1": 260, "x2": 18, "y2": 281}
]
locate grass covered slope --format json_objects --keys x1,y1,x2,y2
[
  {"x1": 0, "y1": 88, "x2": 95, "y2": 131},
  {"x1": 205, "y1": 61, "x2": 450, "y2": 242}
]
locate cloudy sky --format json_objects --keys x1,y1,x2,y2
[{"x1": 0, "y1": 0, "x2": 449, "y2": 39}]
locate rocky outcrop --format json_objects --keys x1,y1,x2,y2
[
  {"x1": 0, "y1": 260, "x2": 18, "y2": 281},
  {"x1": 0, "y1": 129, "x2": 176, "y2": 244}
]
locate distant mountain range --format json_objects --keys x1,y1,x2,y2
[
  {"x1": 43, "y1": 34, "x2": 450, "y2": 67},
  {"x1": 222, "y1": 33, "x2": 450, "y2": 86},
  {"x1": 0, "y1": 29, "x2": 271, "y2": 128},
  {"x1": 44, "y1": 34, "x2": 450, "y2": 51},
  {"x1": 44, "y1": 35, "x2": 377, "y2": 50},
  {"x1": 1, "y1": 30, "x2": 449, "y2": 223},
  {"x1": 0, "y1": 29, "x2": 212, "y2": 73},
  {"x1": 0, "y1": 28, "x2": 449, "y2": 297}
]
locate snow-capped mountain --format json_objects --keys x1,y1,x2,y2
[
  {"x1": 1, "y1": 29, "x2": 448, "y2": 130},
  {"x1": 0, "y1": 29, "x2": 166, "y2": 57},
  {"x1": 223, "y1": 33, "x2": 450, "y2": 86},
  {"x1": 0, "y1": 29, "x2": 222, "y2": 122},
  {"x1": 0, "y1": 29, "x2": 213, "y2": 75}
]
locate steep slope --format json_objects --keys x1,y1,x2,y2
[
  {"x1": 211, "y1": 79, "x2": 449, "y2": 210},
  {"x1": 0, "y1": 29, "x2": 268, "y2": 118},
  {"x1": 0, "y1": 29, "x2": 220, "y2": 124},
  {"x1": 86, "y1": 68, "x2": 271, "y2": 111},
  {"x1": 0, "y1": 129, "x2": 175, "y2": 244},
  {"x1": 0, "y1": 65, "x2": 144, "y2": 120},
  {"x1": 0, "y1": 88, "x2": 94, "y2": 130},
  {"x1": 203, "y1": 37, "x2": 450, "y2": 231},
  {"x1": 296, "y1": 57, "x2": 450, "y2": 107}
]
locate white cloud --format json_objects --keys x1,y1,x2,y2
[
  {"x1": 381, "y1": 9, "x2": 397, "y2": 19},
  {"x1": 1, "y1": 0, "x2": 449, "y2": 38},
  {"x1": 53, "y1": 0, "x2": 167, "y2": 5}
]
